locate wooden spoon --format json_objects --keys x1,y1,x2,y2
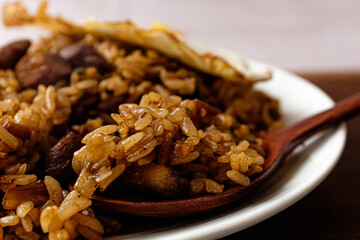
[{"x1": 92, "y1": 92, "x2": 360, "y2": 217}]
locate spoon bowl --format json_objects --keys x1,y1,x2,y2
[{"x1": 92, "y1": 92, "x2": 360, "y2": 217}]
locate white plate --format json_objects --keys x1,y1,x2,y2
[
  {"x1": 0, "y1": 7, "x2": 346, "y2": 238},
  {"x1": 107, "y1": 60, "x2": 346, "y2": 240}
]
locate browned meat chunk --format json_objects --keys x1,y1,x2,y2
[
  {"x1": 46, "y1": 132, "x2": 83, "y2": 180},
  {"x1": 0, "y1": 141, "x2": 14, "y2": 152},
  {"x1": 3, "y1": 120, "x2": 32, "y2": 141},
  {"x1": 59, "y1": 41, "x2": 113, "y2": 73},
  {"x1": 192, "y1": 98, "x2": 221, "y2": 127},
  {"x1": 15, "y1": 53, "x2": 72, "y2": 88},
  {"x1": 194, "y1": 99, "x2": 221, "y2": 116},
  {"x1": 2, "y1": 180, "x2": 49, "y2": 209},
  {"x1": 120, "y1": 164, "x2": 190, "y2": 197},
  {"x1": 0, "y1": 39, "x2": 31, "y2": 69}
]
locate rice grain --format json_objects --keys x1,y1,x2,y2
[{"x1": 16, "y1": 201, "x2": 34, "y2": 218}]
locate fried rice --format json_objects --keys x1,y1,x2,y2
[{"x1": 0, "y1": 2, "x2": 282, "y2": 239}]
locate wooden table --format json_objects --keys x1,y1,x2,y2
[{"x1": 224, "y1": 76, "x2": 360, "y2": 239}]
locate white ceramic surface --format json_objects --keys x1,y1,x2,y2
[{"x1": 107, "y1": 60, "x2": 346, "y2": 239}]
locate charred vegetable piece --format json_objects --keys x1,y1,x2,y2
[
  {"x1": 59, "y1": 41, "x2": 113, "y2": 73},
  {"x1": 2, "y1": 180, "x2": 49, "y2": 209},
  {"x1": 0, "y1": 39, "x2": 31, "y2": 69},
  {"x1": 3, "y1": 120, "x2": 31, "y2": 140},
  {"x1": 120, "y1": 164, "x2": 190, "y2": 198},
  {"x1": 15, "y1": 53, "x2": 72, "y2": 88},
  {"x1": 46, "y1": 132, "x2": 83, "y2": 181}
]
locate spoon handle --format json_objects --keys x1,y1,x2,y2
[
  {"x1": 262, "y1": 92, "x2": 360, "y2": 170},
  {"x1": 268, "y1": 91, "x2": 360, "y2": 149},
  {"x1": 284, "y1": 91, "x2": 358, "y2": 141}
]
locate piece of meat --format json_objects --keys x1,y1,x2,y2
[
  {"x1": 2, "y1": 180, "x2": 49, "y2": 209},
  {"x1": 15, "y1": 53, "x2": 72, "y2": 88},
  {"x1": 192, "y1": 98, "x2": 221, "y2": 127},
  {"x1": 45, "y1": 132, "x2": 83, "y2": 182},
  {"x1": 0, "y1": 140, "x2": 15, "y2": 152},
  {"x1": 59, "y1": 41, "x2": 113, "y2": 73},
  {"x1": 120, "y1": 164, "x2": 190, "y2": 198},
  {"x1": 3, "y1": 120, "x2": 31, "y2": 141},
  {"x1": 0, "y1": 121, "x2": 32, "y2": 153},
  {"x1": 0, "y1": 39, "x2": 31, "y2": 69},
  {"x1": 194, "y1": 99, "x2": 221, "y2": 116}
]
